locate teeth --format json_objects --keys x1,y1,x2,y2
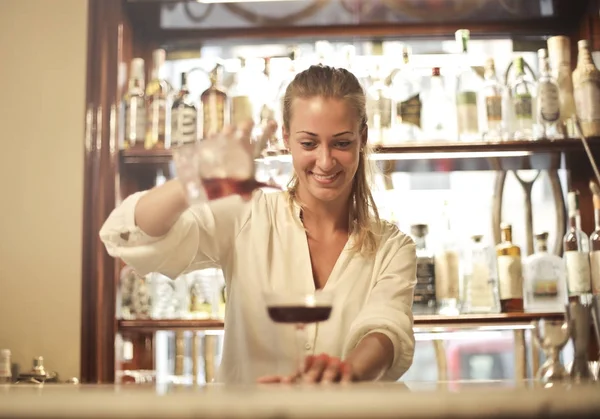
[{"x1": 313, "y1": 173, "x2": 337, "y2": 180}]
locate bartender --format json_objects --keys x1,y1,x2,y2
[{"x1": 100, "y1": 65, "x2": 417, "y2": 384}]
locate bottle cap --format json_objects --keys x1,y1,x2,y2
[
  {"x1": 567, "y1": 190, "x2": 580, "y2": 215},
  {"x1": 0, "y1": 349, "x2": 10, "y2": 357},
  {"x1": 410, "y1": 224, "x2": 428, "y2": 237},
  {"x1": 130, "y1": 58, "x2": 145, "y2": 79},
  {"x1": 534, "y1": 232, "x2": 549, "y2": 242},
  {"x1": 578, "y1": 39, "x2": 589, "y2": 49},
  {"x1": 537, "y1": 48, "x2": 548, "y2": 59},
  {"x1": 471, "y1": 235, "x2": 484, "y2": 243},
  {"x1": 432, "y1": 67, "x2": 441, "y2": 77}
]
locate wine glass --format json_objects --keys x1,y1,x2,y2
[
  {"x1": 172, "y1": 120, "x2": 280, "y2": 204},
  {"x1": 264, "y1": 290, "x2": 334, "y2": 379}
]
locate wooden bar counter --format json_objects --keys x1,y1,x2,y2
[{"x1": 1, "y1": 381, "x2": 599, "y2": 418}]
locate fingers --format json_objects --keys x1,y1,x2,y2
[
  {"x1": 321, "y1": 357, "x2": 342, "y2": 384},
  {"x1": 256, "y1": 375, "x2": 283, "y2": 384},
  {"x1": 302, "y1": 353, "x2": 332, "y2": 384},
  {"x1": 340, "y1": 361, "x2": 354, "y2": 383}
]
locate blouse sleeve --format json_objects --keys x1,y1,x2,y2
[
  {"x1": 99, "y1": 190, "x2": 253, "y2": 279},
  {"x1": 342, "y1": 230, "x2": 417, "y2": 381}
]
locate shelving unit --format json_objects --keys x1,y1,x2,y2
[{"x1": 82, "y1": 0, "x2": 600, "y2": 384}]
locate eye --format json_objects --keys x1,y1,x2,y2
[
  {"x1": 334, "y1": 140, "x2": 352, "y2": 148},
  {"x1": 300, "y1": 141, "x2": 316, "y2": 149}
]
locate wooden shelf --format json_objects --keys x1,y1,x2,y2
[
  {"x1": 120, "y1": 138, "x2": 599, "y2": 165},
  {"x1": 118, "y1": 312, "x2": 564, "y2": 333}
]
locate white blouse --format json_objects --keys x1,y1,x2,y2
[{"x1": 99, "y1": 190, "x2": 417, "y2": 384}]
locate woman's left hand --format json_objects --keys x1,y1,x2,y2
[{"x1": 257, "y1": 353, "x2": 355, "y2": 384}]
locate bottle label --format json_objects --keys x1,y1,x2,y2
[
  {"x1": 456, "y1": 92, "x2": 479, "y2": 135},
  {"x1": 203, "y1": 92, "x2": 225, "y2": 139},
  {"x1": 467, "y1": 261, "x2": 495, "y2": 308},
  {"x1": 538, "y1": 82, "x2": 560, "y2": 122},
  {"x1": 434, "y1": 250, "x2": 460, "y2": 300},
  {"x1": 574, "y1": 80, "x2": 600, "y2": 121},
  {"x1": 497, "y1": 255, "x2": 523, "y2": 299},
  {"x1": 124, "y1": 97, "x2": 146, "y2": 147},
  {"x1": 565, "y1": 250, "x2": 591, "y2": 294},
  {"x1": 590, "y1": 250, "x2": 600, "y2": 295},
  {"x1": 372, "y1": 98, "x2": 392, "y2": 129},
  {"x1": 514, "y1": 94, "x2": 533, "y2": 120},
  {"x1": 231, "y1": 95, "x2": 253, "y2": 127},
  {"x1": 397, "y1": 93, "x2": 422, "y2": 128},
  {"x1": 485, "y1": 96, "x2": 502, "y2": 122},
  {"x1": 147, "y1": 98, "x2": 167, "y2": 145},
  {"x1": 171, "y1": 107, "x2": 197, "y2": 144}
]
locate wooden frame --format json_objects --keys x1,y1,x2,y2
[{"x1": 81, "y1": 0, "x2": 600, "y2": 383}]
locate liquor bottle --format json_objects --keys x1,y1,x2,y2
[
  {"x1": 410, "y1": 224, "x2": 436, "y2": 314},
  {"x1": 229, "y1": 58, "x2": 255, "y2": 128},
  {"x1": 510, "y1": 56, "x2": 535, "y2": 140},
  {"x1": 572, "y1": 39, "x2": 600, "y2": 137},
  {"x1": 547, "y1": 36, "x2": 577, "y2": 137},
  {"x1": 434, "y1": 201, "x2": 460, "y2": 315},
  {"x1": 564, "y1": 190, "x2": 592, "y2": 302},
  {"x1": 123, "y1": 58, "x2": 146, "y2": 149},
  {"x1": 145, "y1": 49, "x2": 171, "y2": 149},
  {"x1": 481, "y1": 57, "x2": 506, "y2": 141},
  {"x1": 454, "y1": 29, "x2": 481, "y2": 142},
  {"x1": 422, "y1": 67, "x2": 453, "y2": 141},
  {"x1": 496, "y1": 223, "x2": 524, "y2": 312},
  {"x1": 589, "y1": 189, "x2": 600, "y2": 296},
  {"x1": 536, "y1": 48, "x2": 561, "y2": 139},
  {"x1": 463, "y1": 235, "x2": 500, "y2": 313},
  {"x1": 523, "y1": 232, "x2": 567, "y2": 312},
  {"x1": 389, "y1": 45, "x2": 422, "y2": 142},
  {"x1": 366, "y1": 65, "x2": 394, "y2": 145},
  {"x1": 171, "y1": 72, "x2": 198, "y2": 146},
  {"x1": 200, "y1": 64, "x2": 227, "y2": 140}
]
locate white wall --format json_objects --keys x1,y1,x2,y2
[{"x1": 0, "y1": 0, "x2": 88, "y2": 380}]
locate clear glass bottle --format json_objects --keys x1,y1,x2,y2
[
  {"x1": 410, "y1": 224, "x2": 436, "y2": 314},
  {"x1": 481, "y1": 58, "x2": 506, "y2": 141},
  {"x1": 366, "y1": 65, "x2": 394, "y2": 145},
  {"x1": 200, "y1": 64, "x2": 227, "y2": 140},
  {"x1": 496, "y1": 223, "x2": 524, "y2": 312},
  {"x1": 171, "y1": 72, "x2": 198, "y2": 146},
  {"x1": 229, "y1": 58, "x2": 255, "y2": 128},
  {"x1": 572, "y1": 39, "x2": 600, "y2": 137},
  {"x1": 389, "y1": 45, "x2": 422, "y2": 142},
  {"x1": 589, "y1": 192, "x2": 600, "y2": 296},
  {"x1": 463, "y1": 235, "x2": 500, "y2": 313},
  {"x1": 510, "y1": 56, "x2": 535, "y2": 140},
  {"x1": 123, "y1": 58, "x2": 146, "y2": 149},
  {"x1": 523, "y1": 232, "x2": 567, "y2": 312},
  {"x1": 564, "y1": 190, "x2": 592, "y2": 302},
  {"x1": 434, "y1": 201, "x2": 461, "y2": 315},
  {"x1": 547, "y1": 36, "x2": 577, "y2": 137},
  {"x1": 536, "y1": 48, "x2": 562, "y2": 139},
  {"x1": 145, "y1": 48, "x2": 171, "y2": 149},
  {"x1": 423, "y1": 67, "x2": 453, "y2": 141},
  {"x1": 454, "y1": 29, "x2": 481, "y2": 142}
]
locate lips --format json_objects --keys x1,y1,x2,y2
[{"x1": 310, "y1": 171, "x2": 341, "y2": 184}]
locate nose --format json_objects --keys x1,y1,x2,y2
[{"x1": 316, "y1": 146, "x2": 336, "y2": 172}]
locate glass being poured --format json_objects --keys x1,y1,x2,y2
[{"x1": 172, "y1": 118, "x2": 280, "y2": 203}]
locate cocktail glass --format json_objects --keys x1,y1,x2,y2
[
  {"x1": 264, "y1": 291, "x2": 334, "y2": 380},
  {"x1": 172, "y1": 120, "x2": 280, "y2": 204}
]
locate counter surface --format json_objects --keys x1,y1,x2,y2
[{"x1": 1, "y1": 380, "x2": 599, "y2": 418}]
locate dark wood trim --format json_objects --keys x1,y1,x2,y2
[
  {"x1": 80, "y1": 0, "x2": 127, "y2": 384},
  {"x1": 146, "y1": 19, "x2": 574, "y2": 46}
]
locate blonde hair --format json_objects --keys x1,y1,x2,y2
[{"x1": 283, "y1": 65, "x2": 382, "y2": 256}]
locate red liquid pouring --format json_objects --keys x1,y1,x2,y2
[
  {"x1": 267, "y1": 306, "x2": 332, "y2": 324},
  {"x1": 201, "y1": 177, "x2": 280, "y2": 200}
]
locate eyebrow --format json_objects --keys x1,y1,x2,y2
[{"x1": 295, "y1": 130, "x2": 354, "y2": 137}]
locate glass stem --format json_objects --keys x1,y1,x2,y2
[{"x1": 295, "y1": 323, "x2": 307, "y2": 379}]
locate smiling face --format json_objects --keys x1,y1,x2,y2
[{"x1": 283, "y1": 96, "x2": 366, "y2": 206}]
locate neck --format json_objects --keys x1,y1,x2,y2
[{"x1": 296, "y1": 187, "x2": 352, "y2": 234}]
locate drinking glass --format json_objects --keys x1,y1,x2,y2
[
  {"x1": 172, "y1": 120, "x2": 280, "y2": 204},
  {"x1": 264, "y1": 290, "x2": 334, "y2": 379}
]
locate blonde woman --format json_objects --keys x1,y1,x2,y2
[{"x1": 100, "y1": 65, "x2": 416, "y2": 384}]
